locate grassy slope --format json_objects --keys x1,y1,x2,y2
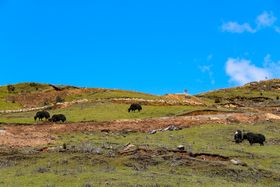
[
  {"x1": 0, "y1": 83, "x2": 163, "y2": 110},
  {"x1": 1, "y1": 81, "x2": 280, "y2": 186},
  {"x1": 0, "y1": 122, "x2": 279, "y2": 186},
  {"x1": 0, "y1": 82, "x2": 206, "y2": 123},
  {"x1": 0, "y1": 86, "x2": 22, "y2": 110},
  {"x1": 0, "y1": 83, "x2": 53, "y2": 110},
  {"x1": 197, "y1": 79, "x2": 280, "y2": 103},
  {"x1": 0, "y1": 102, "x2": 204, "y2": 123},
  {"x1": 65, "y1": 88, "x2": 160, "y2": 101}
]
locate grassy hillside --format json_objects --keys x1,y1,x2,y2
[
  {"x1": 197, "y1": 79, "x2": 280, "y2": 106},
  {"x1": 0, "y1": 82, "x2": 208, "y2": 123},
  {"x1": 0, "y1": 83, "x2": 55, "y2": 110},
  {"x1": 0, "y1": 122, "x2": 279, "y2": 186},
  {"x1": 0, "y1": 102, "x2": 204, "y2": 123},
  {"x1": 1, "y1": 81, "x2": 280, "y2": 186},
  {"x1": 0, "y1": 83, "x2": 162, "y2": 110}
]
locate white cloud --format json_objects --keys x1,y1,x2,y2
[
  {"x1": 222, "y1": 11, "x2": 279, "y2": 34},
  {"x1": 256, "y1": 11, "x2": 277, "y2": 28},
  {"x1": 221, "y1": 22, "x2": 256, "y2": 33},
  {"x1": 225, "y1": 58, "x2": 271, "y2": 85}
]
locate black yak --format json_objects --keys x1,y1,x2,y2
[
  {"x1": 243, "y1": 132, "x2": 266, "y2": 146},
  {"x1": 234, "y1": 130, "x2": 243, "y2": 144},
  {"x1": 49, "y1": 114, "x2": 66, "y2": 123},
  {"x1": 234, "y1": 130, "x2": 266, "y2": 146},
  {"x1": 128, "y1": 103, "x2": 142, "y2": 112},
  {"x1": 34, "y1": 111, "x2": 50, "y2": 121}
]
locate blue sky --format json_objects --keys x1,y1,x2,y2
[{"x1": 0, "y1": 0, "x2": 279, "y2": 95}]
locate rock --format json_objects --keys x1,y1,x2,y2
[
  {"x1": 264, "y1": 113, "x2": 280, "y2": 121},
  {"x1": 0, "y1": 129, "x2": 6, "y2": 135},
  {"x1": 208, "y1": 117, "x2": 220, "y2": 120},
  {"x1": 123, "y1": 143, "x2": 136, "y2": 152},
  {"x1": 163, "y1": 125, "x2": 181, "y2": 131},
  {"x1": 230, "y1": 159, "x2": 247, "y2": 166},
  {"x1": 148, "y1": 130, "x2": 157, "y2": 134},
  {"x1": 177, "y1": 145, "x2": 185, "y2": 151},
  {"x1": 230, "y1": 159, "x2": 241, "y2": 165}
]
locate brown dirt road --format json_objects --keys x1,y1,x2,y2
[{"x1": 0, "y1": 112, "x2": 278, "y2": 148}]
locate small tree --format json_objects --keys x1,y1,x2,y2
[
  {"x1": 7, "y1": 85, "x2": 15, "y2": 93},
  {"x1": 55, "y1": 96, "x2": 65, "y2": 103},
  {"x1": 29, "y1": 82, "x2": 39, "y2": 87},
  {"x1": 214, "y1": 98, "x2": 221, "y2": 103}
]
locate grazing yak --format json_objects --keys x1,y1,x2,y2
[
  {"x1": 49, "y1": 114, "x2": 66, "y2": 123},
  {"x1": 234, "y1": 130, "x2": 266, "y2": 146},
  {"x1": 128, "y1": 103, "x2": 142, "y2": 112},
  {"x1": 34, "y1": 111, "x2": 50, "y2": 121},
  {"x1": 234, "y1": 130, "x2": 243, "y2": 143}
]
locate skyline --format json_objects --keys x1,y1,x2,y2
[{"x1": 0, "y1": 0, "x2": 279, "y2": 94}]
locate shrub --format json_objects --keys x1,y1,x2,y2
[
  {"x1": 36, "y1": 167, "x2": 49, "y2": 173},
  {"x1": 29, "y1": 82, "x2": 39, "y2": 87},
  {"x1": 55, "y1": 96, "x2": 65, "y2": 103},
  {"x1": 7, "y1": 85, "x2": 15, "y2": 93},
  {"x1": 276, "y1": 96, "x2": 279, "y2": 100},
  {"x1": 214, "y1": 98, "x2": 221, "y2": 103}
]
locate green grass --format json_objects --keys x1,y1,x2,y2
[
  {"x1": 0, "y1": 102, "x2": 203, "y2": 123},
  {"x1": 65, "y1": 88, "x2": 161, "y2": 102},
  {"x1": 0, "y1": 83, "x2": 164, "y2": 110},
  {"x1": 197, "y1": 84, "x2": 280, "y2": 102},
  {"x1": 0, "y1": 86, "x2": 22, "y2": 110},
  {"x1": 0, "y1": 153, "x2": 247, "y2": 187},
  {"x1": 0, "y1": 122, "x2": 279, "y2": 186},
  {"x1": 0, "y1": 83, "x2": 53, "y2": 110}
]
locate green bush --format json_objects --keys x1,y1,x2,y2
[{"x1": 7, "y1": 85, "x2": 15, "y2": 93}]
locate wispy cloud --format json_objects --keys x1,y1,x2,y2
[
  {"x1": 225, "y1": 58, "x2": 271, "y2": 85},
  {"x1": 256, "y1": 11, "x2": 277, "y2": 28},
  {"x1": 222, "y1": 11, "x2": 279, "y2": 34},
  {"x1": 222, "y1": 22, "x2": 256, "y2": 33},
  {"x1": 199, "y1": 64, "x2": 215, "y2": 85}
]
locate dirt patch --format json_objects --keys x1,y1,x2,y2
[
  {"x1": 268, "y1": 138, "x2": 280, "y2": 145},
  {"x1": 179, "y1": 109, "x2": 234, "y2": 116},
  {"x1": 0, "y1": 112, "x2": 278, "y2": 148},
  {"x1": 119, "y1": 146, "x2": 230, "y2": 162},
  {"x1": 12, "y1": 88, "x2": 93, "y2": 108},
  {"x1": 120, "y1": 146, "x2": 232, "y2": 171}
]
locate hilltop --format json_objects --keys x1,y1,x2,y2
[{"x1": 197, "y1": 79, "x2": 280, "y2": 110}]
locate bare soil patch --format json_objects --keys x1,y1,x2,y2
[{"x1": 0, "y1": 112, "x2": 279, "y2": 148}]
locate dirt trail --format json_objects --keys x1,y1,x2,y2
[{"x1": 0, "y1": 112, "x2": 278, "y2": 148}]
